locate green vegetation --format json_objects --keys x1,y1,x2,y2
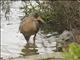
[
  {"x1": 63, "y1": 43, "x2": 80, "y2": 60},
  {"x1": 21, "y1": 1, "x2": 80, "y2": 34}
]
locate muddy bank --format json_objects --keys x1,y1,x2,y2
[{"x1": 4, "y1": 52, "x2": 63, "y2": 60}]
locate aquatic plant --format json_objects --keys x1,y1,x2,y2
[{"x1": 63, "y1": 43, "x2": 80, "y2": 60}]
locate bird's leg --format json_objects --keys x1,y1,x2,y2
[{"x1": 33, "y1": 34, "x2": 36, "y2": 46}]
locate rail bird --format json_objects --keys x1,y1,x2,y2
[{"x1": 19, "y1": 13, "x2": 45, "y2": 45}]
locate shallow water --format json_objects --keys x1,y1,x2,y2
[
  {"x1": 1, "y1": 1, "x2": 58, "y2": 59},
  {"x1": 1, "y1": 22, "x2": 58, "y2": 59}
]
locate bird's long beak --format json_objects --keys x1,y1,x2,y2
[
  {"x1": 40, "y1": 19, "x2": 45, "y2": 24},
  {"x1": 37, "y1": 16, "x2": 46, "y2": 24}
]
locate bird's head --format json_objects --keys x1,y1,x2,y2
[
  {"x1": 33, "y1": 13, "x2": 45, "y2": 24},
  {"x1": 37, "y1": 16, "x2": 45, "y2": 24}
]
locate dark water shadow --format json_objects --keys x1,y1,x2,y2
[{"x1": 20, "y1": 43, "x2": 39, "y2": 56}]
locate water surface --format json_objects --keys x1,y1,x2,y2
[{"x1": 1, "y1": 1, "x2": 58, "y2": 59}]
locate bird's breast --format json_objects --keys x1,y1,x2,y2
[{"x1": 20, "y1": 20, "x2": 39, "y2": 36}]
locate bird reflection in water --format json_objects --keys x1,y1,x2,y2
[{"x1": 20, "y1": 43, "x2": 39, "y2": 56}]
